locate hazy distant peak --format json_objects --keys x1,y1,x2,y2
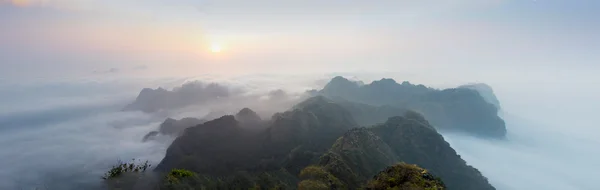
[
  {"x1": 461, "y1": 83, "x2": 492, "y2": 89},
  {"x1": 138, "y1": 87, "x2": 168, "y2": 95},
  {"x1": 140, "y1": 88, "x2": 154, "y2": 93},
  {"x1": 237, "y1": 107, "x2": 257, "y2": 115},
  {"x1": 199, "y1": 115, "x2": 238, "y2": 129},
  {"x1": 162, "y1": 117, "x2": 177, "y2": 125},
  {"x1": 459, "y1": 83, "x2": 501, "y2": 109},
  {"x1": 267, "y1": 89, "x2": 289, "y2": 101},
  {"x1": 123, "y1": 81, "x2": 231, "y2": 113},
  {"x1": 293, "y1": 95, "x2": 332, "y2": 110},
  {"x1": 324, "y1": 76, "x2": 361, "y2": 89},
  {"x1": 371, "y1": 78, "x2": 398, "y2": 86},
  {"x1": 180, "y1": 117, "x2": 202, "y2": 122},
  {"x1": 157, "y1": 117, "x2": 205, "y2": 136},
  {"x1": 235, "y1": 108, "x2": 261, "y2": 122},
  {"x1": 331, "y1": 76, "x2": 351, "y2": 82}
]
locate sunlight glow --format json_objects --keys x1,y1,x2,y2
[{"x1": 211, "y1": 43, "x2": 222, "y2": 53}]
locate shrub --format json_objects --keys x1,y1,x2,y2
[
  {"x1": 365, "y1": 163, "x2": 445, "y2": 190},
  {"x1": 102, "y1": 159, "x2": 151, "y2": 180},
  {"x1": 298, "y1": 166, "x2": 345, "y2": 189},
  {"x1": 166, "y1": 169, "x2": 196, "y2": 184}
]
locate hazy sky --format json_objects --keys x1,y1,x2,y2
[
  {"x1": 1, "y1": 1, "x2": 600, "y2": 189},
  {"x1": 0, "y1": 0, "x2": 599, "y2": 80}
]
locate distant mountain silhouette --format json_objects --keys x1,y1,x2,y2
[
  {"x1": 459, "y1": 83, "x2": 501, "y2": 109},
  {"x1": 318, "y1": 76, "x2": 506, "y2": 138},
  {"x1": 123, "y1": 82, "x2": 230, "y2": 113},
  {"x1": 235, "y1": 108, "x2": 264, "y2": 130},
  {"x1": 142, "y1": 117, "x2": 206, "y2": 142}
]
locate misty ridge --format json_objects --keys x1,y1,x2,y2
[
  {"x1": 132, "y1": 76, "x2": 505, "y2": 142},
  {"x1": 0, "y1": 73, "x2": 598, "y2": 190},
  {"x1": 123, "y1": 80, "x2": 306, "y2": 118},
  {"x1": 93, "y1": 76, "x2": 502, "y2": 189},
  {"x1": 2, "y1": 1, "x2": 599, "y2": 189}
]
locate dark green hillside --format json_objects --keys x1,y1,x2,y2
[
  {"x1": 313, "y1": 112, "x2": 494, "y2": 190},
  {"x1": 109, "y1": 96, "x2": 496, "y2": 190}
]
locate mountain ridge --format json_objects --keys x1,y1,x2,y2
[
  {"x1": 146, "y1": 96, "x2": 494, "y2": 189},
  {"x1": 318, "y1": 76, "x2": 506, "y2": 138}
]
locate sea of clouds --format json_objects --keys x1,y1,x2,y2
[{"x1": 0, "y1": 73, "x2": 597, "y2": 190}]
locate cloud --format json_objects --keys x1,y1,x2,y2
[
  {"x1": 1, "y1": 72, "x2": 599, "y2": 190},
  {"x1": 0, "y1": 80, "x2": 172, "y2": 189},
  {"x1": 108, "y1": 68, "x2": 119, "y2": 73},
  {"x1": 0, "y1": 110, "x2": 169, "y2": 189},
  {"x1": 91, "y1": 68, "x2": 120, "y2": 75},
  {"x1": 0, "y1": 75, "x2": 319, "y2": 189},
  {"x1": 443, "y1": 112, "x2": 599, "y2": 190}
]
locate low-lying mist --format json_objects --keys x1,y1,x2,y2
[
  {"x1": 0, "y1": 75, "x2": 323, "y2": 189},
  {"x1": 444, "y1": 112, "x2": 598, "y2": 190},
  {"x1": 444, "y1": 83, "x2": 600, "y2": 190},
  {"x1": 0, "y1": 73, "x2": 597, "y2": 190}
]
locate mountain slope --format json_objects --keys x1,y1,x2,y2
[
  {"x1": 316, "y1": 112, "x2": 494, "y2": 190},
  {"x1": 155, "y1": 96, "x2": 358, "y2": 176},
  {"x1": 369, "y1": 115, "x2": 495, "y2": 190},
  {"x1": 151, "y1": 96, "x2": 494, "y2": 190},
  {"x1": 318, "y1": 76, "x2": 506, "y2": 138}
]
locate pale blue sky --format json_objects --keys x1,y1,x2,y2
[{"x1": 0, "y1": 0, "x2": 598, "y2": 80}]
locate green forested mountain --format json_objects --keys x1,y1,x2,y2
[
  {"x1": 316, "y1": 112, "x2": 494, "y2": 190},
  {"x1": 109, "y1": 96, "x2": 495, "y2": 190}
]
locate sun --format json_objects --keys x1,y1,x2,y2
[{"x1": 210, "y1": 43, "x2": 222, "y2": 53}]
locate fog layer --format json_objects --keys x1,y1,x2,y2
[
  {"x1": 0, "y1": 75, "x2": 323, "y2": 189},
  {"x1": 0, "y1": 73, "x2": 598, "y2": 190}
]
